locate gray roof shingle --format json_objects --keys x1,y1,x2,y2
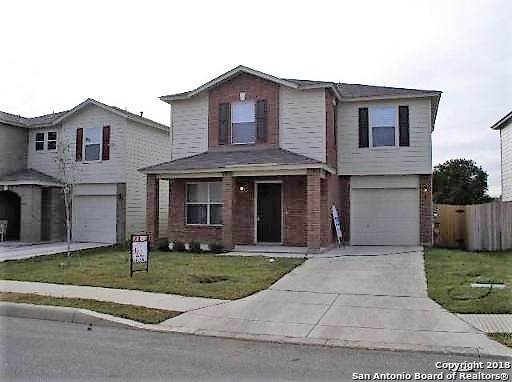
[
  {"x1": 0, "y1": 110, "x2": 68, "y2": 128},
  {"x1": 336, "y1": 83, "x2": 440, "y2": 99},
  {"x1": 141, "y1": 147, "x2": 321, "y2": 173},
  {"x1": 0, "y1": 168, "x2": 62, "y2": 185}
]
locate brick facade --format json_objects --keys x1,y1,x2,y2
[
  {"x1": 41, "y1": 187, "x2": 66, "y2": 241},
  {"x1": 146, "y1": 174, "x2": 159, "y2": 242},
  {"x1": 339, "y1": 175, "x2": 350, "y2": 243},
  {"x1": 8, "y1": 185, "x2": 42, "y2": 242},
  {"x1": 208, "y1": 73, "x2": 279, "y2": 147},
  {"x1": 325, "y1": 90, "x2": 337, "y2": 170},
  {"x1": 306, "y1": 169, "x2": 321, "y2": 252},
  {"x1": 221, "y1": 172, "x2": 235, "y2": 250},
  {"x1": 419, "y1": 174, "x2": 433, "y2": 245}
]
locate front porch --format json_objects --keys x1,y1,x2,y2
[{"x1": 143, "y1": 147, "x2": 339, "y2": 253}]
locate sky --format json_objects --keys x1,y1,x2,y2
[{"x1": 1, "y1": 0, "x2": 510, "y2": 196}]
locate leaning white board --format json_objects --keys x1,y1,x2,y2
[{"x1": 332, "y1": 205, "x2": 343, "y2": 245}]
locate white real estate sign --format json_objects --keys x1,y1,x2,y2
[{"x1": 130, "y1": 233, "x2": 149, "y2": 277}]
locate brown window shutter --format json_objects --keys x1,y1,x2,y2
[
  {"x1": 219, "y1": 103, "x2": 231, "y2": 145},
  {"x1": 75, "y1": 128, "x2": 83, "y2": 161},
  {"x1": 358, "y1": 108, "x2": 369, "y2": 148},
  {"x1": 102, "y1": 125, "x2": 111, "y2": 160},
  {"x1": 256, "y1": 99, "x2": 267, "y2": 143},
  {"x1": 399, "y1": 106, "x2": 410, "y2": 147}
]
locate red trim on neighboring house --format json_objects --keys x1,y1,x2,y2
[
  {"x1": 102, "y1": 125, "x2": 111, "y2": 160},
  {"x1": 339, "y1": 176, "x2": 351, "y2": 243},
  {"x1": 208, "y1": 73, "x2": 279, "y2": 148},
  {"x1": 75, "y1": 128, "x2": 83, "y2": 161}
]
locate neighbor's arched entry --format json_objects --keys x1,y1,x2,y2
[{"x1": 0, "y1": 190, "x2": 21, "y2": 240}]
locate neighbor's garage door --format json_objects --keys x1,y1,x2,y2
[
  {"x1": 351, "y1": 188, "x2": 419, "y2": 245},
  {"x1": 72, "y1": 195, "x2": 117, "y2": 243}
]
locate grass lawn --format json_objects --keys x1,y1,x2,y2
[
  {"x1": 488, "y1": 333, "x2": 512, "y2": 348},
  {"x1": 0, "y1": 248, "x2": 304, "y2": 300},
  {"x1": 0, "y1": 292, "x2": 179, "y2": 324},
  {"x1": 424, "y1": 248, "x2": 512, "y2": 314}
]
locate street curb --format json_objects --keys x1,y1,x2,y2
[{"x1": 2, "y1": 302, "x2": 511, "y2": 359}]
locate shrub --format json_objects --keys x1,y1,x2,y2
[
  {"x1": 209, "y1": 242, "x2": 225, "y2": 253},
  {"x1": 189, "y1": 241, "x2": 202, "y2": 253},
  {"x1": 172, "y1": 241, "x2": 186, "y2": 252},
  {"x1": 156, "y1": 239, "x2": 169, "y2": 251}
]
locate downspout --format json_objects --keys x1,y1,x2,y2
[{"x1": 169, "y1": 103, "x2": 173, "y2": 161}]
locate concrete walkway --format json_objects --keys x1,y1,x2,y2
[
  {"x1": 0, "y1": 280, "x2": 227, "y2": 312},
  {"x1": 0, "y1": 242, "x2": 110, "y2": 262},
  {"x1": 458, "y1": 314, "x2": 512, "y2": 333},
  {"x1": 161, "y1": 247, "x2": 512, "y2": 357}
]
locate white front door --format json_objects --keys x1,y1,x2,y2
[{"x1": 72, "y1": 195, "x2": 117, "y2": 243}]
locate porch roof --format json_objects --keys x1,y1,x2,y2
[
  {"x1": 0, "y1": 168, "x2": 63, "y2": 187},
  {"x1": 140, "y1": 147, "x2": 333, "y2": 176}
]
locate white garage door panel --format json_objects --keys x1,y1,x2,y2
[
  {"x1": 72, "y1": 195, "x2": 117, "y2": 243},
  {"x1": 351, "y1": 188, "x2": 419, "y2": 245}
]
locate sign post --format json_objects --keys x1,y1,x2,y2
[
  {"x1": 331, "y1": 205, "x2": 343, "y2": 247},
  {"x1": 130, "y1": 233, "x2": 150, "y2": 277}
]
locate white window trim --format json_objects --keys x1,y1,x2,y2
[
  {"x1": 185, "y1": 182, "x2": 223, "y2": 226},
  {"x1": 35, "y1": 132, "x2": 45, "y2": 151},
  {"x1": 83, "y1": 127, "x2": 103, "y2": 163},
  {"x1": 47, "y1": 131, "x2": 57, "y2": 151},
  {"x1": 368, "y1": 105, "x2": 399, "y2": 150},
  {"x1": 231, "y1": 100, "x2": 256, "y2": 145}
]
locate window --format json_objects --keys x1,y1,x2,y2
[
  {"x1": 232, "y1": 101, "x2": 256, "y2": 144},
  {"x1": 186, "y1": 182, "x2": 222, "y2": 225},
  {"x1": 47, "y1": 131, "x2": 57, "y2": 150},
  {"x1": 35, "y1": 132, "x2": 44, "y2": 151},
  {"x1": 84, "y1": 127, "x2": 102, "y2": 161},
  {"x1": 371, "y1": 106, "x2": 396, "y2": 147}
]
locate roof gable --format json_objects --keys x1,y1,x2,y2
[{"x1": 490, "y1": 111, "x2": 512, "y2": 130}]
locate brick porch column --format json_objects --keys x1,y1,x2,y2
[
  {"x1": 307, "y1": 168, "x2": 321, "y2": 253},
  {"x1": 222, "y1": 171, "x2": 234, "y2": 250},
  {"x1": 146, "y1": 174, "x2": 159, "y2": 242}
]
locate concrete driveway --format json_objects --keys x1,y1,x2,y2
[
  {"x1": 0, "y1": 242, "x2": 110, "y2": 262},
  {"x1": 162, "y1": 247, "x2": 511, "y2": 357}
]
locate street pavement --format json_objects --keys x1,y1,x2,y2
[{"x1": 2, "y1": 316, "x2": 510, "y2": 382}]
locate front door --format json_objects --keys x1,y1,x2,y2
[{"x1": 256, "y1": 183, "x2": 282, "y2": 243}]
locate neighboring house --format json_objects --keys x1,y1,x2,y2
[
  {"x1": 142, "y1": 66, "x2": 441, "y2": 252},
  {"x1": 0, "y1": 99, "x2": 169, "y2": 243},
  {"x1": 490, "y1": 111, "x2": 512, "y2": 202}
]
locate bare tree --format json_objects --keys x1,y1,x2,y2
[{"x1": 55, "y1": 136, "x2": 80, "y2": 257}]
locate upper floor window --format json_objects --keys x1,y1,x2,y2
[
  {"x1": 358, "y1": 106, "x2": 409, "y2": 148},
  {"x1": 47, "y1": 131, "x2": 57, "y2": 150},
  {"x1": 84, "y1": 127, "x2": 102, "y2": 161},
  {"x1": 232, "y1": 101, "x2": 256, "y2": 144},
  {"x1": 186, "y1": 182, "x2": 222, "y2": 225},
  {"x1": 371, "y1": 106, "x2": 396, "y2": 147},
  {"x1": 35, "y1": 133, "x2": 44, "y2": 151}
]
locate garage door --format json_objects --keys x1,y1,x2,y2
[
  {"x1": 72, "y1": 195, "x2": 117, "y2": 243},
  {"x1": 351, "y1": 188, "x2": 419, "y2": 245}
]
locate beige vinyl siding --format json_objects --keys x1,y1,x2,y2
[
  {"x1": 28, "y1": 104, "x2": 127, "y2": 184},
  {"x1": 279, "y1": 87, "x2": 326, "y2": 162},
  {"x1": 501, "y1": 123, "x2": 512, "y2": 201},
  {"x1": 0, "y1": 124, "x2": 27, "y2": 176},
  {"x1": 171, "y1": 93, "x2": 208, "y2": 160},
  {"x1": 124, "y1": 120, "x2": 170, "y2": 238},
  {"x1": 337, "y1": 98, "x2": 432, "y2": 175}
]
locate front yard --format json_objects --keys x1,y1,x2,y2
[
  {"x1": 0, "y1": 248, "x2": 304, "y2": 300},
  {"x1": 424, "y1": 248, "x2": 512, "y2": 314}
]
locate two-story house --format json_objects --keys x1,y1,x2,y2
[
  {"x1": 0, "y1": 98, "x2": 169, "y2": 243},
  {"x1": 490, "y1": 111, "x2": 512, "y2": 202},
  {"x1": 142, "y1": 66, "x2": 441, "y2": 252}
]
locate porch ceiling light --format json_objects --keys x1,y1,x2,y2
[{"x1": 239, "y1": 184, "x2": 248, "y2": 192}]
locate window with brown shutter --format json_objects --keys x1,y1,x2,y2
[
  {"x1": 256, "y1": 99, "x2": 267, "y2": 143},
  {"x1": 219, "y1": 103, "x2": 231, "y2": 145},
  {"x1": 75, "y1": 128, "x2": 83, "y2": 161},
  {"x1": 399, "y1": 106, "x2": 410, "y2": 147},
  {"x1": 102, "y1": 125, "x2": 111, "y2": 160},
  {"x1": 358, "y1": 108, "x2": 369, "y2": 148}
]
